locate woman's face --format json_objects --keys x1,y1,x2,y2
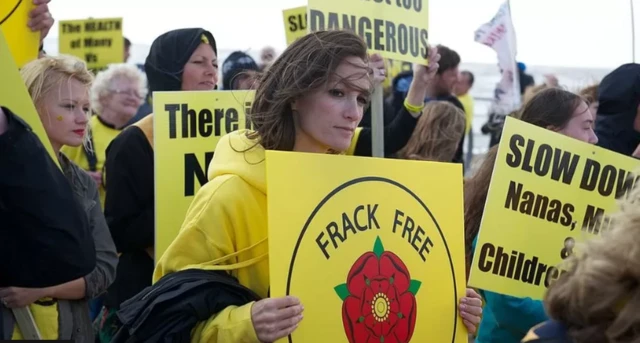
[
  {"x1": 555, "y1": 100, "x2": 599, "y2": 144},
  {"x1": 181, "y1": 43, "x2": 219, "y2": 91},
  {"x1": 38, "y1": 78, "x2": 90, "y2": 152},
  {"x1": 103, "y1": 76, "x2": 142, "y2": 120},
  {"x1": 292, "y1": 56, "x2": 370, "y2": 153}
]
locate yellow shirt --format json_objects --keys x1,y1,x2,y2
[
  {"x1": 457, "y1": 93, "x2": 475, "y2": 135},
  {"x1": 61, "y1": 115, "x2": 121, "y2": 208}
]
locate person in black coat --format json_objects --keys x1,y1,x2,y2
[
  {"x1": 594, "y1": 63, "x2": 640, "y2": 157},
  {"x1": 98, "y1": 28, "x2": 219, "y2": 342}
]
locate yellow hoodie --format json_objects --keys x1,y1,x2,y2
[{"x1": 153, "y1": 130, "x2": 268, "y2": 343}]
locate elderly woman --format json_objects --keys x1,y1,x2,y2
[{"x1": 62, "y1": 63, "x2": 147, "y2": 208}]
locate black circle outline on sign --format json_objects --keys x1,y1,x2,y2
[
  {"x1": 285, "y1": 176, "x2": 458, "y2": 343},
  {"x1": 0, "y1": 0, "x2": 23, "y2": 26}
]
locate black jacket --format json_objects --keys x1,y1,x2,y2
[
  {"x1": 0, "y1": 107, "x2": 96, "y2": 288},
  {"x1": 595, "y1": 63, "x2": 640, "y2": 157},
  {"x1": 111, "y1": 269, "x2": 261, "y2": 343},
  {"x1": 104, "y1": 28, "x2": 218, "y2": 309}
]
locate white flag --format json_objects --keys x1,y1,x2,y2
[{"x1": 475, "y1": 1, "x2": 521, "y2": 116}]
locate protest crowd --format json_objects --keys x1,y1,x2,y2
[{"x1": 1, "y1": 1, "x2": 640, "y2": 343}]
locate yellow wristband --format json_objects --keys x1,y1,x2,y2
[{"x1": 404, "y1": 98, "x2": 425, "y2": 113}]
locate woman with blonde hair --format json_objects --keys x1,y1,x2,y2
[
  {"x1": 523, "y1": 184, "x2": 640, "y2": 342},
  {"x1": 0, "y1": 55, "x2": 117, "y2": 342},
  {"x1": 395, "y1": 101, "x2": 466, "y2": 162},
  {"x1": 62, "y1": 63, "x2": 147, "y2": 208}
]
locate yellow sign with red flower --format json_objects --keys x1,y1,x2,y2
[{"x1": 267, "y1": 151, "x2": 467, "y2": 343}]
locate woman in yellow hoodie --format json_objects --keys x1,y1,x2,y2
[{"x1": 154, "y1": 30, "x2": 483, "y2": 343}]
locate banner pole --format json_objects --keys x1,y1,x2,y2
[
  {"x1": 371, "y1": 84, "x2": 385, "y2": 158},
  {"x1": 632, "y1": 0, "x2": 637, "y2": 63}
]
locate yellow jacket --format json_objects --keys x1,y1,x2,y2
[{"x1": 153, "y1": 130, "x2": 269, "y2": 343}]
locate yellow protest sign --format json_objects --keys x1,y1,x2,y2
[
  {"x1": 153, "y1": 90, "x2": 255, "y2": 262},
  {"x1": 1, "y1": 0, "x2": 39, "y2": 67},
  {"x1": 468, "y1": 117, "x2": 640, "y2": 300},
  {"x1": 282, "y1": 5, "x2": 411, "y2": 90},
  {"x1": 58, "y1": 18, "x2": 123, "y2": 70},
  {"x1": 283, "y1": 6, "x2": 307, "y2": 45},
  {"x1": 0, "y1": 29, "x2": 59, "y2": 168},
  {"x1": 308, "y1": 0, "x2": 429, "y2": 65},
  {"x1": 267, "y1": 152, "x2": 467, "y2": 343}
]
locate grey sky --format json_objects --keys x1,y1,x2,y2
[{"x1": 46, "y1": 0, "x2": 638, "y2": 68}]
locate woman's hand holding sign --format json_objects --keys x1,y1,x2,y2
[
  {"x1": 412, "y1": 45, "x2": 440, "y2": 87},
  {"x1": 28, "y1": 0, "x2": 54, "y2": 43},
  {"x1": 459, "y1": 288, "x2": 483, "y2": 334},
  {"x1": 251, "y1": 295, "x2": 304, "y2": 342},
  {"x1": 404, "y1": 46, "x2": 441, "y2": 117},
  {"x1": 369, "y1": 53, "x2": 386, "y2": 86}
]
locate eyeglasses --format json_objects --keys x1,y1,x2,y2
[{"x1": 110, "y1": 88, "x2": 143, "y2": 99}]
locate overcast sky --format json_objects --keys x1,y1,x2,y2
[{"x1": 46, "y1": 0, "x2": 638, "y2": 69}]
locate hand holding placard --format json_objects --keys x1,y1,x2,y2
[
  {"x1": 251, "y1": 296, "x2": 304, "y2": 342},
  {"x1": 28, "y1": 0, "x2": 54, "y2": 42}
]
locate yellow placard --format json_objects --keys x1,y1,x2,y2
[
  {"x1": 307, "y1": 0, "x2": 429, "y2": 65},
  {"x1": 58, "y1": 17, "x2": 123, "y2": 70},
  {"x1": 267, "y1": 152, "x2": 467, "y2": 343},
  {"x1": 0, "y1": 29, "x2": 59, "y2": 168},
  {"x1": 1, "y1": 0, "x2": 39, "y2": 67},
  {"x1": 283, "y1": 6, "x2": 307, "y2": 46},
  {"x1": 281, "y1": 5, "x2": 411, "y2": 91},
  {"x1": 468, "y1": 117, "x2": 640, "y2": 300},
  {"x1": 153, "y1": 90, "x2": 255, "y2": 262}
]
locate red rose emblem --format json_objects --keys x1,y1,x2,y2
[{"x1": 335, "y1": 236, "x2": 421, "y2": 343}]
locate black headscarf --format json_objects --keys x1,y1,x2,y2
[
  {"x1": 595, "y1": 63, "x2": 640, "y2": 157},
  {"x1": 144, "y1": 28, "x2": 217, "y2": 93}
]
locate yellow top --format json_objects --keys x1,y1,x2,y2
[{"x1": 457, "y1": 93, "x2": 475, "y2": 135}]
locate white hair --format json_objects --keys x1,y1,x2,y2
[{"x1": 90, "y1": 63, "x2": 148, "y2": 114}]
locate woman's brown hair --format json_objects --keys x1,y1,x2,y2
[
  {"x1": 518, "y1": 88, "x2": 587, "y2": 130},
  {"x1": 395, "y1": 101, "x2": 466, "y2": 162},
  {"x1": 544, "y1": 183, "x2": 640, "y2": 342},
  {"x1": 248, "y1": 30, "x2": 371, "y2": 151},
  {"x1": 579, "y1": 84, "x2": 599, "y2": 105},
  {"x1": 463, "y1": 145, "x2": 499, "y2": 278}
]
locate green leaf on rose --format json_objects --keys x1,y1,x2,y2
[
  {"x1": 334, "y1": 283, "x2": 350, "y2": 301},
  {"x1": 373, "y1": 236, "x2": 384, "y2": 258},
  {"x1": 409, "y1": 280, "x2": 422, "y2": 295}
]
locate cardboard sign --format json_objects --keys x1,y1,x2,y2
[
  {"x1": 1, "y1": 0, "x2": 39, "y2": 67},
  {"x1": 58, "y1": 17, "x2": 123, "y2": 70},
  {"x1": 268, "y1": 151, "x2": 467, "y2": 343},
  {"x1": 0, "y1": 29, "x2": 58, "y2": 167},
  {"x1": 469, "y1": 117, "x2": 640, "y2": 299},
  {"x1": 153, "y1": 90, "x2": 255, "y2": 262},
  {"x1": 283, "y1": 6, "x2": 307, "y2": 46},
  {"x1": 307, "y1": 0, "x2": 429, "y2": 65}
]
